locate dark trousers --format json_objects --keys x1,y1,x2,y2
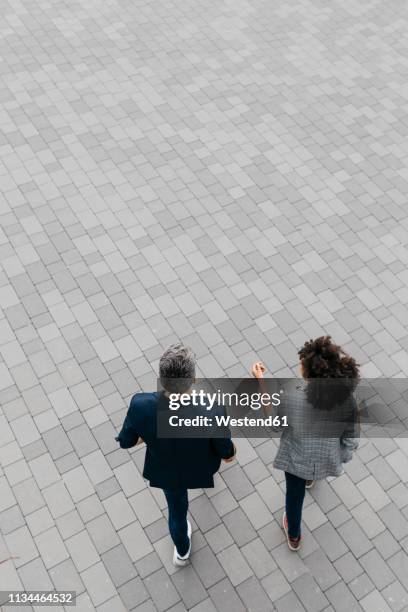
[
  {"x1": 163, "y1": 488, "x2": 189, "y2": 556},
  {"x1": 285, "y1": 472, "x2": 306, "y2": 538}
]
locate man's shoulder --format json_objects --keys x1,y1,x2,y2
[{"x1": 129, "y1": 392, "x2": 159, "y2": 414}]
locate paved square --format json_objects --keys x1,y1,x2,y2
[{"x1": 1, "y1": 0, "x2": 408, "y2": 610}]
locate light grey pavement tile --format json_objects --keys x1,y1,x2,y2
[
  {"x1": 34, "y1": 526, "x2": 69, "y2": 569},
  {"x1": 303, "y1": 549, "x2": 341, "y2": 591},
  {"x1": 222, "y1": 508, "x2": 257, "y2": 547},
  {"x1": 372, "y1": 530, "x2": 401, "y2": 560},
  {"x1": 135, "y1": 550, "x2": 163, "y2": 579},
  {"x1": 239, "y1": 491, "x2": 273, "y2": 529},
  {"x1": 81, "y1": 561, "x2": 117, "y2": 607},
  {"x1": 217, "y1": 544, "x2": 253, "y2": 586},
  {"x1": 66, "y1": 529, "x2": 100, "y2": 572},
  {"x1": 348, "y1": 573, "x2": 375, "y2": 601},
  {"x1": 337, "y1": 519, "x2": 373, "y2": 558},
  {"x1": 270, "y1": 542, "x2": 309, "y2": 582},
  {"x1": 13, "y1": 478, "x2": 44, "y2": 515},
  {"x1": 4, "y1": 526, "x2": 39, "y2": 568},
  {"x1": 102, "y1": 543, "x2": 137, "y2": 587},
  {"x1": 87, "y1": 514, "x2": 120, "y2": 555},
  {"x1": 333, "y1": 552, "x2": 363, "y2": 583},
  {"x1": 56, "y1": 509, "x2": 84, "y2": 540},
  {"x1": 171, "y1": 565, "x2": 208, "y2": 609},
  {"x1": 377, "y1": 503, "x2": 408, "y2": 541},
  {"x1": 350, "y1": 502, "x2": 386, "y2": 539},
  {"x1": 208, "y1": 577, "x2": 246, "y2": 612},
  {"x1": 49, "y1": 558, "x2": 85, "y2": 594},
  {"x1": 381, "y1": 580, "x2": 408, "y2": 612},
  {"x1": 236, "y1": 576, "x2": 273, "y2": 612},
  {"x1": 204, "y1": 524, "x2": 234, "y2": 554},
  {"x1": 274, "y1": 590, "x2": 306, "y2": 612},
  {"x1": 17, "y1": 557, "x2": 53, "y2": 591},
  {"x1": 240, "y1": 537, "x2": 277, "y2": 579},
  {"x1": 360, "y1": 589, "x2": 392, "y2": 612},
  {"x1": 43, "y1": 481, "x2": 75, "y2": 519},
  {"x1": 325, "y1": 581, "x2": 362, "y2": 612},
  {"x1": 387, "y1": 550, "x2": 408, "y2": 587},
  {"x1": 0, "y1": 505, "x2": 25, "y2": 534},
  {"x1": 291, "y1": 573, "x2": 329, "y2": 612},
  {"x1": 118, "y1": 520, "x2": 154, "y2": 562},
  {"x1": 143, "y1": 568, "x2": 181, "y2": 612},
  {"x1": 189, "y1": 494, "x2": 221, "y2": 533},
  {"x1": 26, "y1": 506, "x2": 54, "y2": 537}
]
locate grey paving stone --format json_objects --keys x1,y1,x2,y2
[
  {"x1": 14, "y1": 553, "x2": 47, "y2": 592},
  {"x1": 387, "y1": 550, "x2": 408, "y2": 587},
  {"x1": 55, "y1": 509, "x2": 83, "y2": 540},
  {"x1": 222, "y1": 508, "x2": 257, "y2": 547},
  {"x1": 325, "y1": 581, "x2": 362, "y2": 612},
  {"x1": 275, "y1": 590, "x2": 306, "y2": 612},
  {"x1": 378, "y1": 503, "x2": 408, "y2": 540},
  {"x1": 42, "y1": 425, "x2": 74, "y2": 459},
  {"x1": 221, "y1": 464, "x2": 254, "y2": 500},
  {"x1": 381, "y1": 580, "x2": 408, "y2": 612},
  {"x1": 191, "y1": 546, "x2": 225, "y2": 588},
  {"x1": 189, "y1": 494, "x2": 221, "y2": 533},
  {"x1": 81, "y1": 561, "x2": 117, "y2": 607},
  {"x1": 304, "y1": 549, "x2": 341, "y2": 590},
  {"x1": 13, "y1": 478, "x2": 44, "y2": 515},
  {"x1": 291, "y1": 573, "x2": 329, "y2": 612},
  {"x1": 313, "y1": 522, "x2": 348, "y2": 562},
  {"x1": 333, "y1": 552, "x2": 363, "y2": 583},
  {"x1": 49, "y1": 558, "x2": 85, "y2": 594},
  {"x1": 236, "y1": 576, "x2": 273, "y2": 612},
  {"x1": 270, "y1": 542, "x2": 309, "y2": 582},
  {"x1": 217, "y1": 544, "x2": 253, "y2": 586},
  {"x1": 143, "y1": 568, "x2": 181, "y2": 612},
  {"x1": 66, "y1": 529, "x2": 100, "y2": 572},
  {"x1": 372, "y1": 530, "x2": 401, "y2": 560},
  {"x1": 0, "y1": 504, "x2": 25, "y2": 534},
  {"x1": 338, "y1": 519, "x2": 373, "y2": 558},
  {"x1": 204, "y1": 524, "x2": 234, "y2": 554},
  {"x1": 241, "y1": 537, "x2": 277, "y2": 578},
  {"x1": 208, "y1": 577, "x2": 246, "y2": 612},
  {"x1": 102, "y1": 543, "x2": 137, "y2": 587},
  {"x1": 359, "y1": 549, "x2": 395, "y2": 590},
  {"x1": 240, "y1": 491, "x2": 273, "y2": 529},
  {"x1": 348, "y1": 573, "x2": 375, "y2": 601},
  {"x1": 135, "y1": 550, "x2": 163, "y2": 579},
  {"x1": 171, "y1": 565, "x2": 208, "y2": 609},
  {"x1": 34, "y1": 526, "x2": 69, "y2": 569}
]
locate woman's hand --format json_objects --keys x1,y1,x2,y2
[{"x1": 251, "y1": 362, "x2": 266, "y2": 379}]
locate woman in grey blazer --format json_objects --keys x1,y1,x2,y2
[{"x1": 252, "y1": 336, "x2": 360, "y2": 551}]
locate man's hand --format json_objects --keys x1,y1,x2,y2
[{"x1": 251, "y1": 362, "x2": 266, "y2": 378}]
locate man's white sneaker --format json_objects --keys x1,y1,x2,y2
[{"x1": 173, "y1": 520, "x2": 192, "y2": 566}]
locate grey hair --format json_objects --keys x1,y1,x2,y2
[{"x1": 159, "y1": 343, "x2": 196, "y2": 393}]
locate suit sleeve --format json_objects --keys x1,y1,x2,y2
[
  {"x1": 116, "y1": 403, "x2": 140, "y2": 449},
  {"x1": 210, "y1": 405, "x2": 235, "y2": 459}
]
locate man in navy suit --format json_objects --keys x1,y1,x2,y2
[{"x1": 116, "y1": 343, "x2": 236, "y2": 566}]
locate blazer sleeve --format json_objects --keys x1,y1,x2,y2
[
  {"x1": 340, "y1": 398, "x2": 359, "y2": 462},
  {"x1": 116, "y1": 402, "x2": 140, "y2": 449},
  {"x1": 210, "y1": 405, "x2": 235, "y2": 460}
]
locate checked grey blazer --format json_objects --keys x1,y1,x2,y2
[{"x1": 273, "y1": 383, "x2": 359, "y2": 480}]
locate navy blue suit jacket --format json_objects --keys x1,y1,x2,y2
[{"x1": 116, "y1": 392, "x2": 235, "y2": 489}]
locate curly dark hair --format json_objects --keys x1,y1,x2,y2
[{"x1": 299, "y1": 336, "x2": 360, "y2": 409}]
